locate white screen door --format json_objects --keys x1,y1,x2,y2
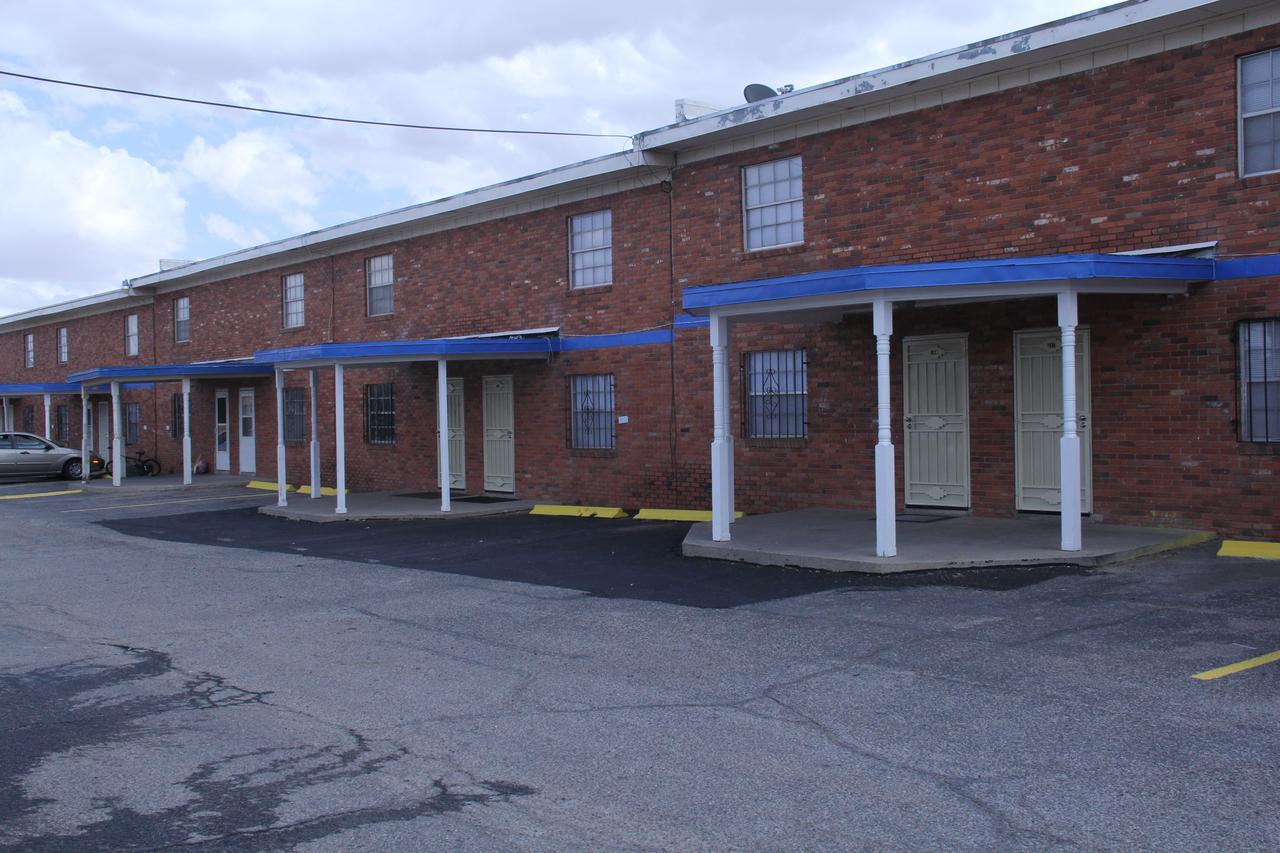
[
  {"x1": 483, "y1": 375, "x2": 514, "y2": 493},
  {"x1": 1015, "y1": 329, "x2": 1091, "y2": 513},
  {"x1": 238, "y1": 388, "x2": 256, "y2": 473},
  {"x1": 446, "y1": 377, "x2": 465, "y2": 490},
  {"x1": 903, "y1": 335, "x2": 970, "y2": 508},
  {"x1": 96, "y1": 402, "x2": 110, "y2": 456},
  {"x1": 214, "y1": 390, "x2": 231, "y2": 471}
]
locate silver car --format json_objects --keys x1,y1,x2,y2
[{"x1": 0, "y1": 432, "x2": 105, "y2": 480}]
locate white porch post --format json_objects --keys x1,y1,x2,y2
[
  {"x1": 873, "y1": 299, "x2": 897, "y2": 558},
  {"x1": 181, "y1": 379, "x2": 192, "y2": 486},
  {"x1": 334, "y1": 364, "x2": 347, "y2": 515},
  {"x1": 275, "y1": 369, "x2": 288, "y2": 507},
  {"x1": 80, "y1": 387, "x2": 90, "y2": 484},
  {"x1": 1058, "y1": 290, "x2": 1082, "y2": 552},
  {"x1": 437, "y1": 360, "x2": 452, "y2": 512},
  {"x1": 110, "y1": 381, "x2": 123, "y2": 487},
  {"x1": 43, "y1": 394, "x2": 52, "y2": 440},
  {"x1": 309, "y1": 368, "x2": 320, "y2": 499},
  {"x1": 1, "y1": 398, "x2": 9, "y2": 430},
  {"x1": 710, "y1": 313, "x2": 733, "y2": 541}
]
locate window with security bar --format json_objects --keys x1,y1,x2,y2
[
  {"x1": 569, "y1": 374, "x2": 616, "y2": 450},
  {"x1": 284, "y1": 387, "x2": 307, "y2": 443},
  {"x1": 1240, "y1": 319, "x2": 1280, "y2": 442},
  {"x1": 743, "y1": 350, "x2": 808, "y2": 438},
  {"x1": 22, "y1": 406, "x2": 34, "y2": 434},
  {"x1": 366, "y1": 254, "x2": 394, "y2": 316},
  {"x1": 125, "y1": 403, "x2": 140, "y2": 446},
  {"x1": 55, "y1": 405, "x2": 69, "y2": 444},
  {"x1": 364, "y1": 383, "x2": 395, "y2": 444},
  {"x1": 283, "y1": 273, "x2": 305, "y2": 328},
  {"x1": 171, "y1": 394, "x2": 184, "y2": 439},
  {"x1": 743, "y1": 156, "x2": 803, "y2": 251},
  {"x1": 569, "y1": 209, "x2": 612, "y2": 288},
  {"x1": 1241, "y1": 48, "x2": 1280, "y2": 177}
]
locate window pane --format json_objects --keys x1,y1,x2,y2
[
  {"x1": 570, "y1": 210, "x2": 612, "y2": 288},
  {"x1": 743, "y1": 157, "x2": 803, "y2": 250}
]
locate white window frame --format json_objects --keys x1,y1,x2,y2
[
  {"x1": 743, "y1": 349, "x2": 809, "y2": 439},
  {"x1": 1239, "y1": 47, "x2": 1280, "y2": 178},
  {"x1": 125, "y1": 314, "x2": 140, "y2": 356},
  {"x1": 23, "y1": 333, "x2": 34, "y2": 368},
  {"x1": 174, "y1": 297, "x2": 190, "y2": 343},
  {"x1": 742, "y1": 156, "x2": 804, "y2": 252},
  {"x1": 366, "y1": 254, "x2": 394, "y2": 317},
  {"x1": 569, "y1": 209, "x2": 613, "y2": 289},
  {"x1": 283, "y1": 273, "x2": 305, "y2": 328},
  {"x1": 57, "y1": 327, "x2": 68, "y2": 364}
]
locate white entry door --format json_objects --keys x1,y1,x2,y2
[
  {"x1": 1015, "y1": 329, "x2": 1092, "y2": 513},
  {"x1": 95, "y1": 402, "x2": 110, "y2": 456},
  {"x1": 238, "y1": 388, "x2": 256, "y2": 474},
  {"x1": 903, "y1": 335, "x2": 970, "y2": 508},
  {"x1": 446, "y1": 377, "x2": 465, "y2": 491},
  {"x1": 214, "y1": 390, "x2": 231, "y2": 472},
  {"x1": 483, "y1": 375, "x2": 514, "y2": 493}
]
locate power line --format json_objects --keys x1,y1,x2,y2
[{"x1": 0, "y1": 68, "x2": 635, "y2": 141}]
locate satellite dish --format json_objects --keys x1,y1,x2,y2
[{"x1": 743, "y1": 83, "x2": 779, "y2": 103}]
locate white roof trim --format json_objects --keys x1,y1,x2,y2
[
  {"x1": 0, "y1": 288, "x2": 143, "y2": 332},
  {"x1": 1114, "y1": 241, "x2": 1219, "y2": 256},
  {"x1": 442, "y1": 326, "x2": 560, "y2": 340}
]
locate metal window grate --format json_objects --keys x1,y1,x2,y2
[
  {"x1": 364, "y1": 383, "x2": 396, "y2": 445},
  {"x1": 174, "y1": 299, "x2": 190, "y2": 343},
  {"x1": 284, "y1": 387, "x2": 307, "y2": 443},
  {"x1": 569, "y1": 209, "x2": 613, "y2": 288},
  {"x1": 742, "y1": 350, "x2": 808, "y2": 438},
  {"x1": 283, "y1": 273, "x2": 305, "y2": 328},
  {"x1": 366, "y1": 255, "x2": 394, "y2": 316},
  {"x1": 171, "y1": 393, "x2": 184, "y2": 439},
  {"x1": 569, "y1": 374, "x2": 616, "y2": 449},
  {"x1": 743, "y1": 156, "x2": 803, "y2": 251},
  {"x1": 125, "y1": 402, "x2": 140, "y2": 446},
  {"x1": 55, "y1": 404, "x2": 69, "y2": 444},
  {"x1": 1240, "y1": 48, "x2": 1280, "y2": 177},
  {"x1": 1240, "y1": 319, "x2": 1280, "y2": 442}
]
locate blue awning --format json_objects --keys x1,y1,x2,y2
[
  {"x1": 0, "y1": 383, "x2": 81, "y2": 395},
  {"x1": 68, "y1": 360, "x2": 274, "y2": 384},
  {"x1": 682, "y1": 253, "x2": 1221, "y2": 314}
]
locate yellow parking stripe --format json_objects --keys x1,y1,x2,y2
[
  {"x1": 1218, "y1": 540, "x2": 1280, "y2": 560},
  {"x1": 0, "y1": 488, "x2": 83, "y2": 501},
  {"x1": 61, "y1": 493, "x2": 273, "y2": 513},
  {"x1": 1193, "y1": 650, "x2": 1280, "y2": 681}
]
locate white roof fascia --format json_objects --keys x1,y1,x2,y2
[
  {"x1": 633, "y1": 0, "x2": 1261, "y2": 152},
  {"x1": 0, "y1": 288, "x2": 148, "y2": 333},
  {"x1": 128, "y1": 150, "x2": 673, "y2": 293}
]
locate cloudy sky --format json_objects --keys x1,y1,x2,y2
[{"x1": 0, "y1": 0, "x2": 1113, "y2": 317}]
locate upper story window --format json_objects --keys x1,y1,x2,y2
[
  {"x1": 743, "y1": 156, "x2": 803, "y2": 251},
  {"x1": 283, "y1": 273, "x2": 305, "y2": 328},
  {"x1": 57, "y1": 327, "x2": 68, "y2": 364},
  {"x1": 569, "y1": 374, "x2": 616, "y2": 449},
  {"x1": 743, "y1": 349, "x2": 808, "y2": 439},
  {"x1": 1241, "y1": 48, "x2": 1280, "y2": 177},
  {"x1": 569, "y1": 209, "x2": 612, "y2": 289},
  {"x1": 366, "y1": 254, "x2": 394, "y2": 316},
  {"x1": 23, "y1": 333, "x2": 34, "y2": 368},
  {"x1": 1240, "y1": 319, "x2": 1279, "y2": 442},
  {"x1": 174, "y1": 297, "x2": 191, "y2": 343},
  {"x1": 125, "y1": 314, "x2": 140, "y2": 356}
]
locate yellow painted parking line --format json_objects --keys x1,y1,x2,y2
[
  {"x1": 61, "y1": 493, "x2": 274, "y2": 513},
  {"x1": 634, "y1": 508, "x2": 745, "y2": 522},
  {"x1": 530, "y1": 504, "x2": 629, "y2": 519},
  {"x1": 1218, "y1": 540, "x2": 1280, "y2": 560},
  {"x1": 1193, "y1": 649, "x2": 1280, "y2": 681},
  {"x1": 0, "y1": 488, "x2": 83, "y2": 501}
]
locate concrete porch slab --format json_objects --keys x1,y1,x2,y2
[
  {"x1": 682, "y1": 508, "x2": 1214, "y2": 574},
  {"x1": 259, "y1": 492, "x2": 534, "y2": 523}
]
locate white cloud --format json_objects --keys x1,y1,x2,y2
[
  {"x1": 0, "y1": 92, "x2": 186, "y2": 315},
  {"x1": 180, "y1": 131, "x2": 321, "y2": 228},
  {"x1": 203, "y1": 212, "x2": 268, "y2": 248}
]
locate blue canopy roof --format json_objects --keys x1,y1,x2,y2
[
  {"x1": 0, "y1": 383, "x2": 81, "y2": 395},
  {"x1": 68, "y1": 361, "x2": 274, "y2": 384}
]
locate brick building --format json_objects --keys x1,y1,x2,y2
[{"x1": 2, "y1": 0, "x2": 1278, "y2": 555}]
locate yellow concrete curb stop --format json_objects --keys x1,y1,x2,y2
[
  {"x1": 634, "y1": 508, "x2": 745, "y2": 522},
  {"x1": 530, "y1": 505, "x2": 629, "y2": 519},
  {"x1": 298, "y1": 485, "x2": 347, "y2": 496},
  {"x1": 1217, "y1": 540, "x2": 1280, "y2": 560},
  {"x1": 247, "y1": 481, "x2": 295, "y2": 493}
]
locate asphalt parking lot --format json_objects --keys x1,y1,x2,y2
[{"x1": 1, "y1": 479, "x2": 1277, "y2": 850}]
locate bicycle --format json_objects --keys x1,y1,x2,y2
[{"x1": 105, "y1": 451, "x2": 162, "y2": 477}]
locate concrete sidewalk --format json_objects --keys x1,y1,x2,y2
[
  {"x1": 259, "y1": 492, "x2": 534, "y2": 523},
  {"x1": 84, "y1": 472, "x2": 249, "y2": 494},
  {"x1": 683, "y1": 508, "x2": 1214, "y2": 573}
]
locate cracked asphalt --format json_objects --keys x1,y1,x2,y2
[{"x1": 1, "y1": 481, "x2": 1278, "y2": 850}]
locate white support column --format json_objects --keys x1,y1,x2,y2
[
  {"x1": 334, "y1": 363, "x2": 347, "y2": 515},
  {"x1": 110, "y1": 381, "x2": 123, "y2": 487},
  {"x1": 80, "y1": 387, "x2": 90, "y2": 484},
  {"x1": 181, "y1": 379, "x2": 192, "y2": 486},
  {"x1": 309, "y1": 368, "x2": 320, "y2": 499},
  {"x1": 873, "y1": 299, "x2": 897, "y2": 558},
  {"x1": 710, "y1": 313, "x2": 733, "y2": 542},
  {"x1": 275, "y1": 369, "x2": 288, "y2": 508},
  {"x1": 437, "y1": 359, "x2": 452, "y2": 513},
  {"x1": 1058, "y1": 290, "x2": 1082, "y2": 552},
  {"x1": 1, "y1": 397, "x2": 9, "y2": 431},
  {"x1": 43, "y1": 394, "x2": 52, "y2": 440}
]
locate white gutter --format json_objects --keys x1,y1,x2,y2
[{"x1": 0, "y1": 287, "x2": 144, "y2": 331}]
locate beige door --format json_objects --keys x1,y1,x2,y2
[
  {"x1": 903, "y1": 335, "x2": 970, "y2": 508},
  {"x1": 446, "y1": 377, "x2": 465, "y2": 491},
  {"x1": 1015, "y1": 329, "x2": 1091, "y2": 513},
  {"x1": 238, "y1": 388, "x2": 256, "y2": 474},
  {"x1": 96, "y1": 402, "x2": 110, "y2": 455},
  {"x1": 483, "y1": 375, "x2": 514, "y2": 493}
]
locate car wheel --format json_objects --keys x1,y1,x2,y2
[{"x1": 63, "y1": 459, "x2": 83, "y2": 480}]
